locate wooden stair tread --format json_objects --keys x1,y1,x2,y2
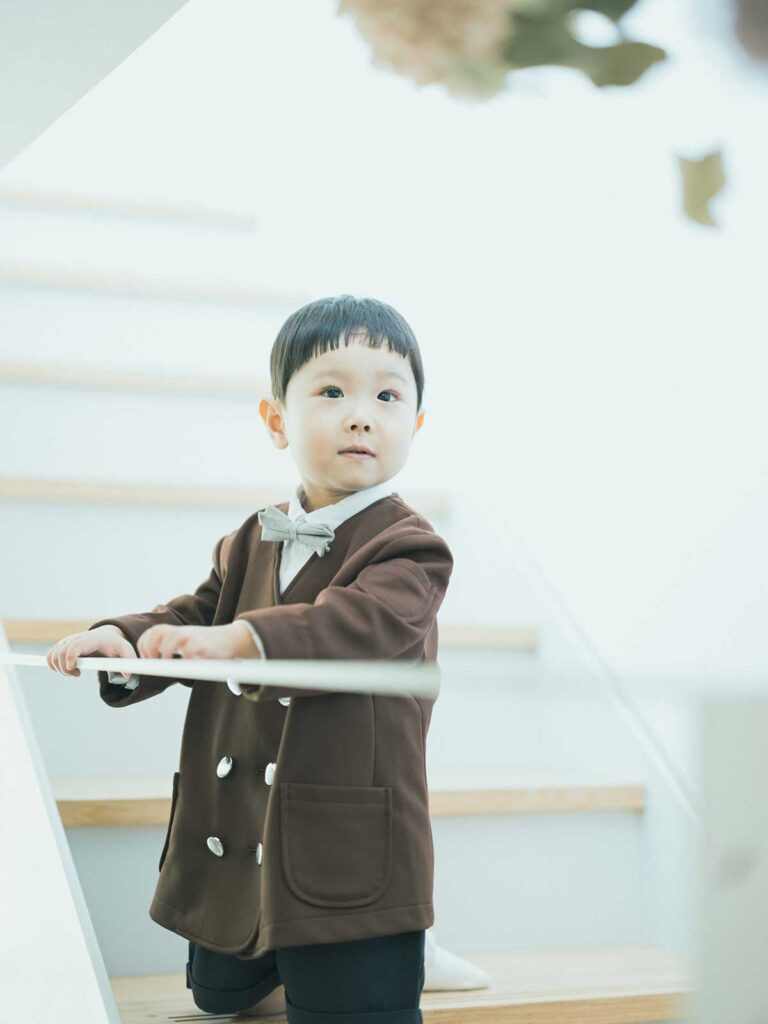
[
  {"x1": 109, "y1": 945, "x2": 691, "y2": 1023},
  {"x1": 0, "y1": 475, "x2": 450, "y2": 519},
  {"x1": 0, "y1": 265, "x2": 308, "y2": 308},
  {"x1": 421, "y1": 946, "x2": 690, "y2": 1016},
  {"x1": 0, "y1": 357, "x2": 271, "y2": 396},
  {"x1": 52, "y1": 775, "x2": 645, "y2": 826}
]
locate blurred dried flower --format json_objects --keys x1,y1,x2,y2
[
  {"x1": 733, "y1": 0, "x2": 768, "y2": 61},
  {"x1": 337, "y1": 0, "x2": 516, "y2": 98}
]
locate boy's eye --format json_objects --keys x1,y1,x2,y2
[{"x1": 319, "y1": 387, "x2": 399, "y2": 402}]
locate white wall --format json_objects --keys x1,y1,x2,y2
[
  {"x1": 3, "y1": 0, "x2": 763, "y2": 687},
  {"x1": 0, "y1": 0, "x2": 187, "y2": 168}
]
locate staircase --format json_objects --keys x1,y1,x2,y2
[{"x1": 1, "y1": 191, "x2": 696, "y2": 1021}]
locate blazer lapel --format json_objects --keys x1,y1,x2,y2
[{"x1": 271, "y1": 493, "x2": 397, "y2": 606}]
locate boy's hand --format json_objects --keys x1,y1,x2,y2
[
  {"x1": 47, "y1": 625, "x2": 137, "y2": 679},
  {"x1": 137, "y1": 622, "x2": 261, "y2": 661}
]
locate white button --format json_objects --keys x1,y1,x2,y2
[
  {"x1": 278, "y1": 696, "x2": 291, "y2": 706},
  {"x1": 217, "y1": 756, "x2": 233, "y2": 778},
  {"x1": 264, "y1": 762, "x2": 276, "y2": 785},
  {"x1": 207, "y1": 836, "x2": 224, "y2": 857},
  {"x1": 255, "y1": 842, "x2": 263, "y2": 865}
]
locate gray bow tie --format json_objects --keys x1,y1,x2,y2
[{"x1": 258, "y1": 505, "x2": 335, "y2": 557}]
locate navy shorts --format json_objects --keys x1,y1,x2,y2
[{"x1": 186, "y1": 929, "x2": 426, "y2": 1023}]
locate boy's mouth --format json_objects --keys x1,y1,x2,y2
[{"x1": 339, "y1": 445, "x2": 375, "y2": 459}]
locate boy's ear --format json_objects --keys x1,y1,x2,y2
[
  {"x1": 414, "y1": 408, "x2": 425, "y2": 435},
  {"x1": 259, "y1": 397, "x2": 289, "y2": 450}
]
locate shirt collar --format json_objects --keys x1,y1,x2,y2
[{"x1": 287, "y1": 479, "x2": 396, "y2": 533}]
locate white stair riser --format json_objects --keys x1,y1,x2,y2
[{"x1": 65, "y1": 809, "x2": 651, "y2": 976}]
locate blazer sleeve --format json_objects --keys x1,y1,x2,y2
[
  {"x1": 87, "y1": 535, "x2": 225, "y2": 708},
  {"x1": 233, "y1": 529, "x2": 453, "y2": 703}
]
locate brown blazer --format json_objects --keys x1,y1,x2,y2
[{"x1": 88, "y1": 492, "x2": 454, "y2": 957}]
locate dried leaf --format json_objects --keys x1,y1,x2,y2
[
  {"x1": 516, "y1": 0, "x2": 637, "y2": 18},
  {"x1": 579, "y1": 40, "x2": 667, "y2": 86},
  {"x1": 573, "y1": 0, "x2": 637, "y2": 20},
  {"x1": 677, "y1": 150, "x2": 726, "y2": 227},
  {"x1": 503, "y1": 14, "x2": 665, "y2": 86}
]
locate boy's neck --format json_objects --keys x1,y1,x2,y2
[
  {"x1": 299, "y1": 478, "x2": 395, "y2": 514},
  {"x1": 299, "y1": 483, "x2": 353, "y2": 514}
]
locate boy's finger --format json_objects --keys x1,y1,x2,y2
[
  {"x1": 175, "y1": 638, "x2": 200, "y2": 659},
  {"x1": 49, "y1": 640, "x2": 64, "y2": 673},
  {"x1": 158, "y1": 634, "x2": 180, "y2": 659},
  {"x1": 157, "y1": 627, "x2": 185, "y2": 659},
  {"x1": 139, "y1": 624, "x2": 167, "y2": 658},
  {"x1": 137, "y1": 632, "x2": 151, "y2": 657},
  {"x1": 53, "y1": 644, "x2": 67, "y2": 675},
  {"x1": 139, "y1": 637, "x2": 159, "y2": 659}
]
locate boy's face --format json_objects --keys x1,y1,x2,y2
[{"x1": 260, "y1": 335, "x2": 425, "y2": 509}]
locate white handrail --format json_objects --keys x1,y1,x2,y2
[{"x1": 0, "y1": 653, "x2": 440, "y2": 699}]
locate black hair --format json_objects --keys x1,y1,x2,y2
[{"x1": 269, "y1": 294, "x2": 424, "y2": 413}]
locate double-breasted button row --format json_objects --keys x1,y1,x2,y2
[
  {"x1": 216, "y1": 756, "x2": 276, "y2": 784},
  {"x1": 207, "y1": 837, "x2": 263, "y2": 864},
  {"x1": 209, "y1": 754, "x2": 272, "y2": 863},
  {"x1": 208, "y1": 753, "x2": 272, "y2": 864},
  {"x1": 225, "y1": 676, "x2": 292, "y2": 705}
]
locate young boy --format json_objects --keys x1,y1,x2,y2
[{"x1": 47, "y1": 294, "x2": 454, "y2": 1024}]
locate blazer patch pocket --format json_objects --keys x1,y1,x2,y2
[
  {"x1": 159, "y1": 771, "x2": 180, "y2": 873},
  {"x1": 280, "y1": 782, "x2": 393, "y2": 908}
]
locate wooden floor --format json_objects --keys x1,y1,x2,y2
[{"x1": 111, "y1": 945, "x2": 692, "y2": 1023}]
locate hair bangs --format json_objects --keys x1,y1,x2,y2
[{"x1": 270, "y1": 294, "x2": 424, "y2": 411}]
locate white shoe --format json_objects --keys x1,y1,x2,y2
[
  {"x1": 236, "y1": 983, "x2": 286, "y2": 1017},
  {"x1": 422, "y1": 927, "x2": 492, "y2": 991}
]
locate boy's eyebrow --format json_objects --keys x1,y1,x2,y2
[{"x1": 308, "y1": 368, "x2": 411, "y2": 385}]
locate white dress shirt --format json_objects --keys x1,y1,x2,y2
[{"x1": 107, "y1": 479, "x2": 397, "y2": 694}]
